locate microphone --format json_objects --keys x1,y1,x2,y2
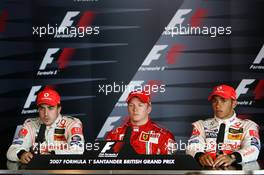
[
  {"x1": 216, "y1": 123, "x2": 226, "y2": 156},
  {"x1": 33, "y1": 124, "x2": 46, "y2": 154},
  {"x1": 119, "y1": 126, "x2": 137, "y2": 156},
  {"x1": 123, "y1": 126, "x2": 132, "y2": 143}
]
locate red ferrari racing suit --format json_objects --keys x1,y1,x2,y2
[
  {"x1": 7, "y1": 114, "x2": 84, "y2": 162},
  {"x1": 186, "y1": 113, "x2": 260, "y2": 163},
  {"x1": 106, "y1": 119, "x2": 176, "y2": 155}
]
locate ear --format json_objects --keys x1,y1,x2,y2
[
  {"x1": 57, "y1": 105, "x2": 62, "y2": 114},
  {"x1": 232, "y1": 100, "x2": 237, "y2": 109},
  {"x1": 147, "y1": 103, "x2": 152, "y2": 114}
]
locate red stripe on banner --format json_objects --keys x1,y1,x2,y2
[
  {"x1": 254, "y1": 80, "x2": 264, "y2": 100},
  {"x1": 57, "y1": 48, "x2": 75, "y2": 69},
  {"x1": 166, "y1": 44, "x2": 185, "y2": 64},
  {"x1": 0, "y1": 10, "x2": 8, "y2": 32},
  {"x1": 190, "y1": 8, "x2": 208, "y2": 27},
  {"x1": 77, "y1": 11, "x2": 95, "y2": 31}
]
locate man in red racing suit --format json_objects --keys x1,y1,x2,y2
[{"x1": 106, "y1": 90, "x2": 175, "y2": 155}]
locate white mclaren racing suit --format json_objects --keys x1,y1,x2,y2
[
  {"x1": 7, "y1": 114, "x2": 84, "y2": 162},
  {"x1": 186, "y1": 113, "x2": 260, "y2": 163}
]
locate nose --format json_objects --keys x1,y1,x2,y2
[
  {"x1": 44, "y1": 108, "x2": 48, "y2": 116},
  {"x1": 133, "y1": 106, "x2": 138, "y2": 112},
  {"x1": 215, "y1": 101, "x2": 221, "y2": 109}
]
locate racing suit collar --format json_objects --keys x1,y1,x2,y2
[
  {"x1": 127, "y1": 117, "x2": 152, "y2": 132},
  {"x1": 214, "y1": 112, "x2": 237, "y2": 124},
  {"x1": 46, "y1": 114, "x2": 62, "y2": 129}
]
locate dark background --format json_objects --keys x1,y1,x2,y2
[{"x1": 0, "y1": 0, "x2": 264, "y2": 170}]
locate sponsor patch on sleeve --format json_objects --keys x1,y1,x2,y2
[
  {"x1": 70, "y1": 135, "x2": 83, "y2": 146},
  {"x1": 249, "y1": 130, "x2": 259, "y2": 138},
  {"x1": 192, "y1": 127, "x2": 200, "y2": 136},
  {"x1": 188, "y1": 139, "x2": 199, "y2": 144},
  {"x1": 12, "y1": 139, "x2": 23, "y2": 145},
  {"x1": 18, "y1": 128, "x2": 28, "y2": 138},
  {"x1": 250, "y1": 137, "x2": 260, "y2": 150},
  {"x1": 71, "y1": 127, "x2": 83, "y2": 135}
]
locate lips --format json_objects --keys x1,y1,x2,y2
[
  {"x1": 215, "y1": 110, "x2": 223, "y2": 113},
  {"x1": 43, "y1": 118, "x2": 50, "y2": 122}
]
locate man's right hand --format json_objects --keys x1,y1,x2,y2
[
  {"x1": 199, "y1": 153, "x2": 214, "y2": 167},
  {"x1": 20, "y1": 152, "x2": 33, "y2": 164}
]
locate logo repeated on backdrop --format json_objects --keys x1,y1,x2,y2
[
  {"x1": 22, "y1": 86, "x2": 42, "y2": 114},
  {"x1": 163, "y1": 8, "x2": 231, "y2": 38},
  {"x1": 37, "y1": 48, "x2": 75, "y2": 76},
  {"x1": 249, "y1": 44, "x2": 264, "y2": 70},
  {"x1": 56, "y1": 11, "x2": 98, "y2": 38},
  {"x1": 236, "y1": 79, "x2": 264, "y2": 106},
  {"x1": 32, "y1": 11, "x2": 99, "y2": 38},
  {"x1": 138, "y1": 44, "x2": 186, "y2": 72}
]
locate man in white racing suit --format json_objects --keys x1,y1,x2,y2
[
  {"x1": 186, "y1": 84, "x2": 260, "y2": 167},
  {"x1": 7, "y1": 87, "x2": 84, "y2": 164}
]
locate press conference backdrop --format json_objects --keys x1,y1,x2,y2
[{"x1": 0, "y1": 0, "x2": 264, "y2": 169}]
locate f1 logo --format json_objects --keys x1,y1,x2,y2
[
  {"x1": 142, "y1": 44, "x2": 184, "y2": 66},
  {"x1": 39, "y1": 48, "x2": 60, "y2": 70},
  {"x1": 142, "y1": 45, "x2": 168, "y2": 66},
  {"x1": 24, "y1": 86, "x2": 42, "y2": 108},
  {"x1": 167, "y1": 9, "x2": 192, "y2": 28},
  {"x1": 166, "y1": 8, "x2": 207, "y2": 28},
  {"x1": 59, "y1": 11, "x2": 80, "y2": 32},
  {"x1": 58, "y1": 11, "x2": 95, "y2": 33},
  {"x1": 97, "y1": 116, "x2": 121, "y2": 138},
  {"x1": 236, "y1": 79, "x2": 255, "y2": 99},
  {"x1": 101, "y1": 142, "x2": 115, "y2": 153},
  {"x1": 39, "y1": 48, "x2": 75, "y2": 71},
  {"x1": 253, "y1": 44, "x2": 264, "y2": 64}
]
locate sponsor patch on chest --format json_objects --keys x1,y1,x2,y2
[
  {"x1": 139, "y1": 131, "x2": 160, "y2": 144},
  {"x1": 54, "y1": 134, "x2": 66, "y2": 141},
  {"x1": 227, "y1": 133, "x2": 242, "y2": 140},
  {"x1": 205, "y1": 131, "x2": 218, "y2": 138},
  {"x1": 229, "y1": 127, "x2": 243, "y2": 134},
  {"x1": 55, "y1": 128, "x2": 65, "y2": 135}
]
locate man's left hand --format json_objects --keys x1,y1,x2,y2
[{"x1": 213, "y1": 154, "x2": 235, "y2": 167}]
